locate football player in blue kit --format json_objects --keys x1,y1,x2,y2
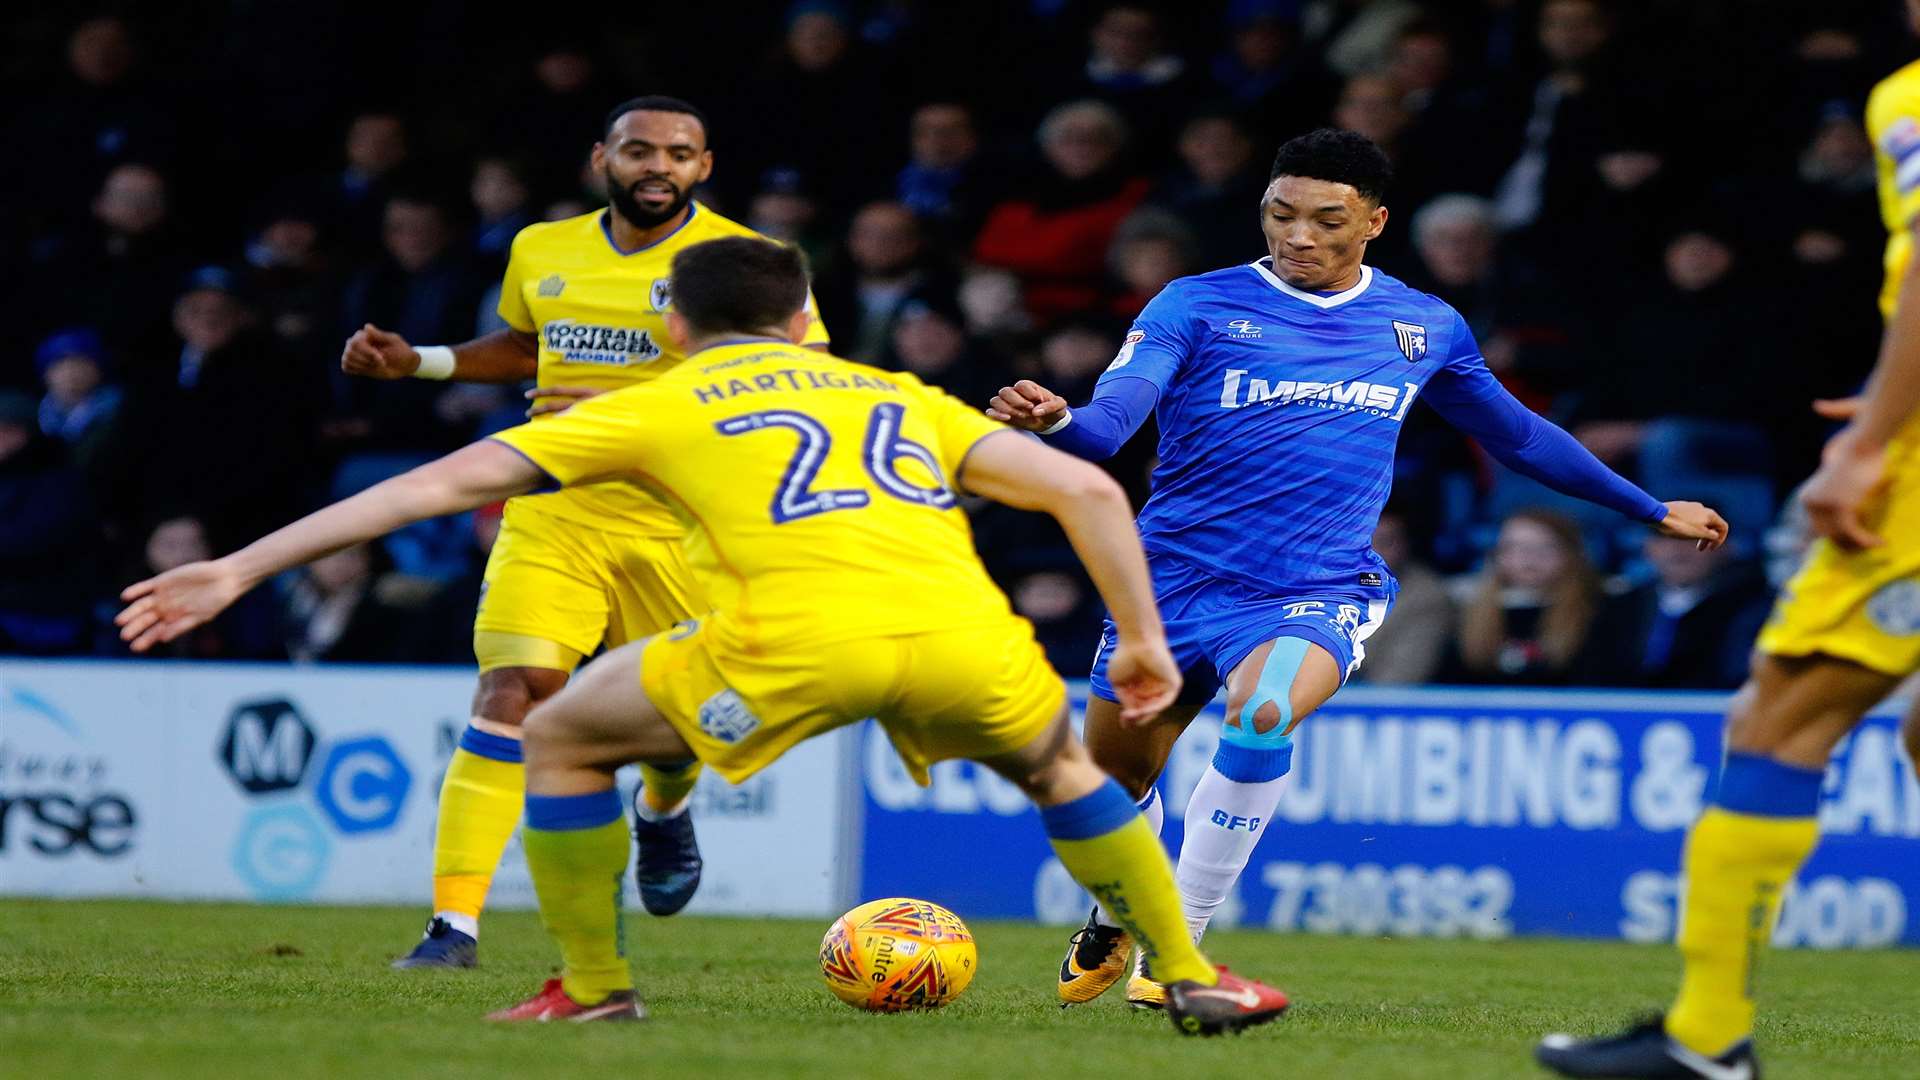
[{"x1": 989, "y1": 129, "x2": 1730, "y2": 1009}]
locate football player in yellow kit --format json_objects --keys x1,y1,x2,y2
[
  {"x1": 1538, "y1": 4, "x2": 1920, "y2": 1076},
  {"x1": 340, "y1": 96, "x2": 828, "y2": 967},
  {"x1": 121, "y1": 237, "x2": 1293, "y2": 1034}
]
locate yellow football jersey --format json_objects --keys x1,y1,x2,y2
[
  {"x1": 495, "y1": 204, "x2": 830, "y2": 536},
  {"x1": 1868, "y1": 59, "x2": 1920, "y2": 320},
  {"x1": 491, "y1": 340, "x2": 1017, "y2": 652}
]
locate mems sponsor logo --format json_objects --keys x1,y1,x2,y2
[
  {"x1": 1219, "y1": 369, "x2": 1419, "y2": 419},
  {"x1": 543, "y1": 320, "x2": 662, "y2": 366}
]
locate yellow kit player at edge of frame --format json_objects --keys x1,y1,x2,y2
[
  {"x1": 1757, "y1": 59, "x2": 1920, "y2": 677},
  {"x1": 490, "y1": 338, "x2": 1066, "y2": 784},
  {"x1": 475, "y1": 204, "x2": 831, "y2": 668}
]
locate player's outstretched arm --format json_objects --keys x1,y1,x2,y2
[
  {"x1": 958, "y1": 432, "x2": 1179, "y2": 721},
  {"x1": 341, "y1": 324, "x2": 540, "y2": 383},
  {"x1": 116, "y1": 442, "x2": 546, "y2": 651}
]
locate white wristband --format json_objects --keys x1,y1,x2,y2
[
  {"x1": 1037, "y1": 409, "x2": 1073, "y2": 436},
  {"x1": 412, "y1": 346, "x2": 456, "y2": 380}
]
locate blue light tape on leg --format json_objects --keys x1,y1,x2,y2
[{"x1": 1213, "y1": 637, "x2": 1307, "y2": 782}]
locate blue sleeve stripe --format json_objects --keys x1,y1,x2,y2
[
  {"x1": 1712, "y1": 752, "x2": 1824, "y2": 817},
  {"x1": 525, "y1": 788, "x2": 624, "y2": 831},
  {"x1": 1039, "y1": 779, "x2": 1140, "y2": 840}
]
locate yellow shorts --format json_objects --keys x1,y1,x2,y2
[
  {"x1": 472, "y1": 498, "x2": 706, "y2": 673},
  {"x1": 1758, "y1": 444, "x2": 1920, "y2": 678},
  {"x1": 639, "y1": 618, "x2": 1066, "y2": 784}
]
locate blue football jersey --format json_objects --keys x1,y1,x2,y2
[{"x1": 1106, "y1": 258, "x2": 1489, "y2": 596}]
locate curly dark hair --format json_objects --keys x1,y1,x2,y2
[{"x1": 1268, "y1": 128, "x2": 1394, "y2": 203}]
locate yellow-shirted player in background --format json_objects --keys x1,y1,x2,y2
[
  {"x1": 1538, "y1": 5, "x2": 1920, "y2": 1077},
  {"x1": 340, "y1": 96, "x2": 829, "y2": 968},
  {"x1": 118, "y1": 236, "x2": 1293, "y2": 1033}
]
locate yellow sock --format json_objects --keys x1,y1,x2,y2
[
  {"x1": 523, "y1": 788, "x2": 632, "y2": 1003},
  {"x1": 1042, "y1": 780, "x2": 1215, "y2": 986},
  {"x1": 431, "y1": 727, "x2": 527, "y2": 921},
  {"x1": 1667, "y1": 753, "x2": 1823, "y2": 1056},
  {"x1": 637, "y1": 758, "x2": 701, "y2": 817}
]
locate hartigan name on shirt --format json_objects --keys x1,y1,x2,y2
[{"x1": 693, "y1": 367, "x2": 903, "y2": 404}]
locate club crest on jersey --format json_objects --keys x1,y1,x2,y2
[
  {"x1": 1392, "y1": 320, "x2": 1427, "y2": 362},
  {"x1": 537, "y1": 274, "x2": 566, "y2": 297},
  {"x1": 650, "y1": 277, "x2": 673, "y2": 311},
  {"x1": 1224, "y1": 319, "x2": 1263, "y2": 338},
  {"x1": 1107, "y1": 329, "x2": 1145, "y2": 371}
]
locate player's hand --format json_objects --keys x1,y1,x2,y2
[
  {"x1": 1654, "y1": 501, "x2": 1730, "y2": 551},
  {"x1": 525, "y1": 385, "x2": 603, "y2": 418},
  {"x1": 116, "y1": 559, "x2": 247, "y2": 652},
  {"x1": 341, "y1": 323, "x2": 421, "y2": 379},
  {"x1": 1105, "y1": 636, "x2": 1181, "y2": 725},
  {"x1": 985, "y1": 380, "x2": 1069, "y2": 433},
  {"x1": 1802, "y1": 426, "x2": 1889, "y2": 551},
  {"x1": 1813, "y1": 396, "x2": 1863, "y2": 420}
]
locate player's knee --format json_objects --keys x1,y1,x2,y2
[
  {"x1": 519, "y1": 696, "x2": 584, "y2": 764},
  {"x1": 473, "y1": 667, "x2": 569, "y2": 727}
]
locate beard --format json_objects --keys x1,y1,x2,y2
[{"x1": 606, "y1": 167, "x2": 692, "y2": 229}]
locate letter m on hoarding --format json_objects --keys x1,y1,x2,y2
[{"x1": 219, "y1": 698, "x2": 317, "y2": 795}]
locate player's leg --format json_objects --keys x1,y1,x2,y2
[
  {"x1": 1177, "y1": 635, "x2": 1343, "y2": 943},
  {"x1": 606, "y1": 534, "x2": 712, "y2": 916},
  {"x1": 488, "y1": 638, "x2": 693, "y2": 1021},
  {"x1": 404, "y1": 507, "x2": 611, "y2": 968},
  {"x1": 977, "y1": 706, "x2": 1289, "y2": 1035},
  {"x1": 1537, "y1": 652, "x2": 1896, "y2": 1077}
]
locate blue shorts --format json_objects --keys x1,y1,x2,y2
[{"x1": 1088, "y1": 554, "x2": 1394, "y2": 706}]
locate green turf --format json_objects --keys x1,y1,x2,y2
[{"x1": 1, "y1": 900, "x2": 1914, "y2": 1079}]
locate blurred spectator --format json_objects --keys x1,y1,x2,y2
[
  {"x1": 1146, "y1": 109, "x2": 1269, "y2": 268},
  {"x1": 1580, "y1": 533, "x2": 1772, "y2": 689},
  {"x1": 33, "y1": 328, "x2": 122, "y2": 479},
  {"x1": 1053, "y1": 4, "x2": 1198, "y2": 153},
  {"x1": 469, "y1": 157, "x2": 536, "y2": 269},
  {"x1": 1572, "y1": 228, "x2": 1785, "y2": 497},
  {"x1": 279, "y1": 543, "x2": 417, "y2": 663},
  {"x1": 957, "y1": 267, "x2": 1034, "y2": 339},
  {"x1": 1354, "y1": 504, "x2": 1453, "y2": 685},
  {"x1": 1445, "y1": 509, "x2": 1600, "y2": 685},
  {"x1": 729, "y1": 3, "x2": 894, "y2": 212},
  {"x1": 9, "y1": 16, "x2": 179, "y2": 229},
  {"x1": 747, "y1": 167, "x2": 830, "y2": 267},
  {"x1": 974, "y1": 100, "x2": 1149, "y2": 322},
  {"x1": 814, "y1": 201, "x2": 954, "y2": 363},
  {"x1": 1012, "y1": 568, "x2": 1104, "y2": 675},
  {"x1": 95, "y1": 515, "x2": 282, "y2": 659},
  {"x1": 26, "y1": 162, "x2": 190, "y2": 354},
  {"x1": 406, "y1": 502, "x2": 504, "y2": 663},
  {"x1": 1107, "y1": 208, "x2": 1201, "y2": 316},
  {"x1": 1209, "y1": 1, "x2": 1328, "y2": 139},
  {"x1": 337, "y1": 195, "x2": 487, "y2": 451},
  {"x1": 109, "y1": 267, "x2": 313, "y2": 545},
  {"x1": 895, "y1": 102, "x2": 998, "y2": 247},
  {"x1": 241, "y1": 204, "x2": 340, "y2": 364},
  {"x1": 487, "y1": 46, "x2": 610, "y2": 195},
  {"x1": 1330, "y1": 72, "x2": 1427, "y2": 261},
  {"x1": 0, "y1": 391, "x2": 97, "y2": 655},
  {"x1": 880, "y1": 295, "x2": 1010, "y2": 404},
  {"x1": 302, "y1": 110, "x2": 412, "y2": 255},
  {"x1": 1304, "y1": 0, "x2": 1423, "y2": 78}
]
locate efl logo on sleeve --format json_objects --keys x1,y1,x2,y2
[{"x1": 1106, "y1": 329, "x2": 1145, "y2": 372}]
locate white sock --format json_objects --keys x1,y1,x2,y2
[
  {"x1": 434, "y1": 911, "x2": 479, "y2": 938},
  {"x1": 633, "y1": 794, "x2": 690, "y2": 823},
  {"x1": 1176, "y1": 763, "x2": 1288, "y2": 943},
  {"x1": 1092, "y1": 789, "x2": 1165, "y2": 929}
]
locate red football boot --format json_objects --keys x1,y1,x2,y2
[
  {"x1": 1165, "y1": 966, "x2": 1291, "y2": 1036},
  {"x1": 486, "y1": 978, "x2": 647, "y2": 1022}
]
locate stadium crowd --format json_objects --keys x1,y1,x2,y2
[{"x1": 0, "y1": 0, "x2": 1900, "y2": 685}]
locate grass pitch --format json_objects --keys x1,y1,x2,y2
[{"x1": 2, "y1": 900, "x2": 1914, "y2": 1079}]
